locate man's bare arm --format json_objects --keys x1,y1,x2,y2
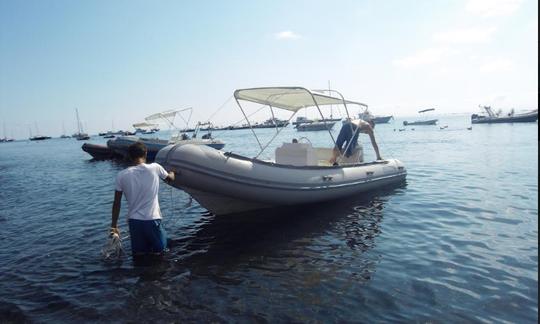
[
  {"x1": 367, "y1": 129, "x2": 382, "y2": 160},
  {"x1": 111, "y1": 191, "x2": 122, "y2": 231}
]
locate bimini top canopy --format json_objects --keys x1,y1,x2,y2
[
  {"x1": 418, "y1": 108, "x2": 435, "y2": 113},
  {"x1": 144, "y1": 108, "x2": 192, "y2": 122},
  {"x1": 234, "y1": 87, "x2": 367, "y2": 112}
]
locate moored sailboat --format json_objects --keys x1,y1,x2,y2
[{"x1": 73, "y1": 108, "x2": 90, "y2": 140}]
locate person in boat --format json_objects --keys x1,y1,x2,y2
[
  {"x1": 329, "y1": 119, "x2": 382, "y2": 164},
  {"x1": 111, "y1": 142, "x2": 175, "y2": 260}
]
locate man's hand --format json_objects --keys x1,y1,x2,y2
[
  {"x1": 110, "y1": 227, "x2": 120, "y2": 236},
  {"x1": 165, "y1": 171, "x2": 175, "y2": 184}
]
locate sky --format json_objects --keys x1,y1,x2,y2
[{"x1": 0, "y1": 0, "x2": 538, "y2": 138}]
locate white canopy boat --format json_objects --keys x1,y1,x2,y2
[
  {"x1": 106, "y1": 108, "x2": 224, "y2": 161},
  {"x1": 156, "y1": 87, "x2": 406, "y2": 215}
]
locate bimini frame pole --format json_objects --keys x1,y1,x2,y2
[
  {"x1": 254, "y1": 110, "x2": 297, "y2": 159},
  {"x1": 306, "y1": 90, "x2": 338, "y2": 147},
  {"x1": 234, "y1": 97, "x2": 264, "y2": 151}
]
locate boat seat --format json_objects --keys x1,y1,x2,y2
[
  {"x1": 275, "y1": 142, "x2": 318, "y2": 166},
  {"x1": 276, "y1": 143, "x2": 364, "y2": 167},
  {"x1": 341, "y1": 146, "x2": 364, "y2": 164},
  {"x1": 314, "y1": 145, "x2": 363, "y2": 165}
]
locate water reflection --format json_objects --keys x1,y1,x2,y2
[{"x1": 169, "y1": 184, "x2": 406, "y2": 272}]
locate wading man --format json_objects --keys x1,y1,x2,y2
[{"x1": 111, "y1": 142, "x2": 175, "y2": 259}]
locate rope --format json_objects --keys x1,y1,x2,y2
[{"x1": 205, "y1": 96, "x2": 233, "y2": 123}]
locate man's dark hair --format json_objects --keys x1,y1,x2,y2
[{"x1": 128, "y1": 142, "x2": 147, "y2": 160}]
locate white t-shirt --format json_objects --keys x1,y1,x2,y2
[{"x1": 115, "y1": 163, "x2": 169, "y2": 221}]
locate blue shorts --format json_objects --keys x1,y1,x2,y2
[
  {"x1": 336, "y1": 123, "x2": 359, "y2": 157},
  {"x1": 128, "y1": 219, "x2": 167, "y2": 255}
]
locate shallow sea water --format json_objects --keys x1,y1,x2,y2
[{"x1": 0, "y1": 116, "x2": 537, "y2": 323}]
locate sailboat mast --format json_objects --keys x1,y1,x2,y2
[{"x1": 76, "y1": 108, "x2": 82, "y2": 133}]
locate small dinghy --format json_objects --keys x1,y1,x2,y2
[
  {"x1": 156, "y1": 87, "x2": 407, "y2": 215},
  {"x1": 403, "y1": 108, "x2": 438, "y2": 126}
]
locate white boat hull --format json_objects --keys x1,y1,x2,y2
[{"x1": 156, "y1": 144, "x2": 407, "y2": 215}]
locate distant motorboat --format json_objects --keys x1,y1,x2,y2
[
  {"x1": 471, "y1": 106, "x2": 538, "y2": 124},
  {"x1": 292, "y1": 116, "x2": 342, "y2": 126},
  {"x1": 403, "y1": 108, "x2": 438, "y2": 126},
  {"x1": 223, "y1": 118, "x2": 290, "y2": 130},
  {"x1": 403, "y1": 117, "x2": 435, "y2": 126},
  {"x1": 372, "y1": 115, "x2": 393, "y2": 124},
  {"x1": 30, "y1": 135, "x2": 51, "y2": 141},
  {"x1": 296, "y1": 121, "x2": 336, "y2": 131},
  {"x1": 358, "y1": 111, "x2": 393, "y2": 124},
  {"x1": 133, "y1": 122, "x2": 160, "y2": 134},
  {"x1": 253, "y1": 118, "x2": 289, "y2": 129},
  {"x1": 99, "y1": 130, "x2": 129, "y2": 137}
]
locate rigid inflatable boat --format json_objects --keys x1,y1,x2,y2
[
  {"x1": 156, "y1": 87, "x2": 407, "y2": 215},
  {"x1": 156, "y1": 143, "x2": 406, "y2": 215}
]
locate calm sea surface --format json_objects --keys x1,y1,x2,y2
[{"x1": 0, "y1": 116, "x2": 537, "y2": 323}]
